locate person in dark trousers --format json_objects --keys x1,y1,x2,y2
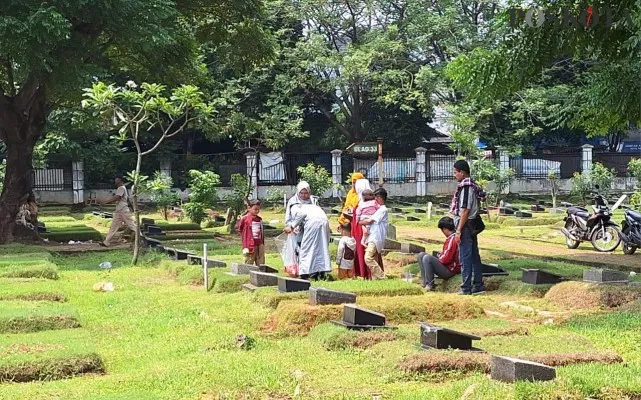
[
  {"x1": 417, "y1": 217, "x2": 461, "y2": 291},
  {"x1": 450, "y1": 160, "x2": 486, "y2": 295}
]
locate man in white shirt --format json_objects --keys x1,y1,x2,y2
[
  {"x1": 100, "y1": 175, "x2": 138, "y2": 247},
  {"x1": 358, "y1": 187, "x2": 388, "y2": 280}
]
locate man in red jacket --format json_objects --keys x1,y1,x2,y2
[
  {"x1": 417, "y1": 217, "x2": 461, "y2": 291},
  {"x1": 236, "y1": 200, "x2": 265, "y2": 266}
]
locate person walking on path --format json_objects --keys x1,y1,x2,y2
[
  {"x1": 417, "y1": 217, "x2": 461, "y2": 291},
  {"x1": 100, "y1": 175, "x2": 137, "y2": 247},
  {"x1": 450, "y1": 160, "x2": 486, "y2": 295}
]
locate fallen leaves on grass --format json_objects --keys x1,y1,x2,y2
[
  {"x1": 0, "y1": 292, "x2": 67, "y2": 302},
  {"x1": 0, "y1": 353, "x2": 105, "y2": 383},
  {"x1": 3, "y1": 343, "x2": 66, "y2": 355},
  {"x1": 471, "y1": 326, "x2": 529, "y2": 337},
  {"x1": 526, "y1": 351, "x2": 623, "y2": 367}
]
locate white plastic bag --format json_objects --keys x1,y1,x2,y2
[{"x1": 275, "y1": 232, "x2": 299, "y2": 276}]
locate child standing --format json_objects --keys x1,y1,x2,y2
[
  {"x1": 356, "y1": 189, "x2": 379, "y2": 248},
  {"x1": 359, "y1": 188, "x2": 388, "y2": 280},
  {"x1": 336, "y1": 223, "x2": 356, "y2": 280},
  {"x1": 236, "y1": 200, "x2": 265, "y2": 266}
]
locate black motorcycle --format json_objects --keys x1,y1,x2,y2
[
  {"x1": 561, "y1": 188, "x2": 623, "y2": 252},
  {"x1": 619, "y1": 208, "x2": 641, "y2": 255}
]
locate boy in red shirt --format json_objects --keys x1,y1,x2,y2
[
  {"x1": 417, "y1": 216, "x2": 461, "y2": 291},
  {"x1": 236, "y1": 200, "x2": 265, "y2": 266}
]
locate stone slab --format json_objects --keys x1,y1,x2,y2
[
  {"x1": 498, "y1": 208, "x2": 515, "y2": 216},
  {"x1": 420, "y1": 323, "x2": 481, "y2": 351},
  {"x1": 482, "y1": 263, "x2": 509, "y2": 277},
  {"x1": 386, "y1": 224, "x2": 397, "y2": 240},
  {"x1": 231, "y1": 262, "x2": 260, "y2": 275},
  {"x1": 241, "y1": 283, "x2": 259, "y2": 292},
  {"x1": 250, "y1": 271, "x2": 279, "y2": 287},
  {"x1": 560, "y1": 202, "x2": 574, "y2": 207},
  {"x1": 415, "y1": 208, "x2": 427, "y2": 214},
  {"x1": 401, "y1": 243, "x2": 426, "y2": 254},
  {"x1": 531, "y1": 205, "x2": 545, "y2": 212},
  {"x1": 515, "y1": 211, "x2": 532, "y2": 218},
  {"x1": 259, "y1": 265, "x2": 278, "y2": 273},
  {"x1": 141, "y1": 218, "x2": 155, "y2": 225},
  {"x1": 343, "y1": 304, "x2": 386, "y2": 326},
  {"x1": 521, "y1": 269, "x2": 564, "y2": 285},
  {"x1": 583, "y1": 268, "x2": 629, "y2": 284},
  {"x1": 309, "y1": 287, "x2": 357, "y2": 306},
  {"x1": 391, "y1": 207, "x2": 404, "y2": 214},
  {"x1": 406, "y1": 216, "x2": 420, "y2": 222},
  {"x1": 277, "y1": 277, "x2": 310, "y2": 293},
  {"x1": 384, "y1": 238, "x2": 402, "y2": 251},
  {"x1": 491, "y1": 356, "x2": 556, "y2": 383}
]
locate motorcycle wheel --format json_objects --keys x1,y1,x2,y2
[
  {"x1": 591, "y1": 226, "x2": 622, "y2": 252},
  {"x1": 622, "y1": 227, "x2": 638, "y2": 255},
  {"x1": 564, "y1": 220, "x2": 580, "y2": 249}
]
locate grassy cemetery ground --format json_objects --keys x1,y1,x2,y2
[{"x1": 1, "y1": 200, "x2": 641, "y2": 399}]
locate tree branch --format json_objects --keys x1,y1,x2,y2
[{"x1": 3, "y1": 60, "x2": 16, "y2": 97}]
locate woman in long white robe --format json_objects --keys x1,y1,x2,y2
[{"x1": 286, "y1": 204, "x2": 331, "y2": 280}]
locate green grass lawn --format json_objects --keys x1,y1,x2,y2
[{"x1": 0, "y1": 208, "x2": 640, "y2": 399}]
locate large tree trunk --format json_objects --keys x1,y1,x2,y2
[{"x1": 0, "y1": 83, "x2": 48, "y2": 244}]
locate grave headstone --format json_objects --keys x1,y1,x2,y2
[
  {"x1": 231, "y1": 262, "x2": 260, "y2": 275},
  {"x1": 146, "y1": 225, "x2": 164, "y2": 235},
  {"x1": 544, "y1": 202, "x2": 554, "y2": 208},
  {"x1": 308, "y1": 287, "x2": 357, "y2": 306},
  {"x1": 504, "y1": 203, "x2": 519, "y2": 211},
  {"x1": 515, "y1": 211, "x2": 532, "y2": 218},
  {"x1": 419, "y1": 323, "x2": 481, "y2": 351},
  {"x1": 259, "y1": 265, "x2": 278, "y2": 273},
  {"x1": 143, "y1": 236, "x2": 163, "y2": 249},
  {"x1": 263, "y1": 225, "x2": 277, "y2": 230},
  {"x1": 391, "y1": 207, "x2": 404, "y2": 214},
  {"x1": 498, "y1": 208, "x2": 515, "y2": 216},
  {"x1": 406, "y1": 216, "x2": 420, "y2": 222},
  {"x1": 538, "y1": 200, "x2": 546, "y2": 206},
  {"x1": 427, "y1": 202, "x2": 433, "y2": 220},
  {"x1": 173, "y1": 249, "x2": 192, "y2": 261},
  {"x1": 521, "y1": 269, "x2": 565, "y2": 285},
  {"x1": 102, "y1": 212, "x2": 113, "y2": 219},
  {"x1": 386, "y1": 224, "x2": 397, "y2": 240},
  {"x1": 531, "y1": 205, "x2": 545, "y2": 212},
  {"x1": 583, "y1": 268, "x2": 629, "y2": 285},
  {"x1": 439, "y1": 203, "x2": 449, "y2": 209},
  {"x1": 401, "y1": 242, "x2": 426, "y2": 254},
  {"x1": 331, "y1": 304, "x2": 396, "y2": 330},
  {"x1": 141, "y1": 218, "x2": 155, "y2": 225},
  {"x1": 277, "y1": 277, "x2": 310, "y2": 293},
  {"x1": 249, "y1": 271, "x2": 279, "y2": 287},
  {"x1": 215, "y1": 215, "x2": 226, "y2": 223},
  {"x1": 491, "y1": 356, "x2": 556, "y2": 383},
  {"x1": 415, "y1": 208, "x2": 427, "y2": 214},
  {"x1": 384, "y1": 238, "x2": 402, "y2": 251},
  {"x1": 560, "y1": 202, "x2": 573, "y2": 208},
  {"x1": 37, "y1": 225, "x2": 47, "y2": 233},
  {"x1": 187, "y1": 254, "x2": 202, "y2": 265},
  {"x1": 482, "y1": 263, "x2": 509, "y2": 277},
  {"x1": 92, "y1": 211, "x2": 102, "y2": 216}
]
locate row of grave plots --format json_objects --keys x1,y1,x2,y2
[
  {"x1": 0, "y1": 246, "x2": 105, "y2": 384},
  {"x1": 156, "y1": 232, "x2": 641, "y2": 393}
]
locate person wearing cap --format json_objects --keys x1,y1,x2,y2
[
  {"x1": 100, "y1": 175, "x2": 137, "y2": 247},
  {"x1": 451, "y1": 160, "x2": 486, "y2": 295}
]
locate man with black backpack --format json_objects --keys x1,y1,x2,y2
[
  {"x1": 336, "y1": 223, "x2": 356, "y2": 279},
  {"x1": 450, "y1": 160, "x2": 486, "y2": 295}
]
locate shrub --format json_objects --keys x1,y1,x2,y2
[
  {"x1": 591, "y1": 162, "x2": 615, "y2": 193},
  {"x1": 629, "y1": 158, "x2": 641, "y2": 185},
  {"x1": 265, "y1": 187, "x2": 286, "y2": 204},
  {"x1": 571, "y1": 171, "x2": 592, "y2": 204},
  {"x1": 185, "y1": 170, "x2": 220, "y2": 224},
  {"x1": 146, "y1": 172, "x2": 180, "y2": 220},
  {"x1": 297, "y1": 162, "x2": 333, "y2": 197}
]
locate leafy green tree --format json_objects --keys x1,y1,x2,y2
[
  {"x1": 628, "y1": 159, "x2": 641, "y2": 185},
  {"x1": 571, "y1": 172, "x2": 592, "y2": 205},
  {"x1": 184, "y1": 170, "x2": 220, "y2": 225},
  {"x1": 0, "y1": 0, "x2": 269, "y2": 244},
  {"x1": 591, "y1": 162, "x2": 616, "y2": 194},
  {"x1": 225, "y1": 174, "x2": 254, "y2": 231},
  {"x1": 146, "y1": 172, "x2": 179, "y2": 221},
  {"x1": 83, "y1": 82, "x2": 216, "y2": 263},
  {"x1": 297, "y1": 163, "x2": 333, "y2": 198}
]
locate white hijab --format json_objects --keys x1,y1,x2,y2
[
  {"x1": 286, "y1": 181, "x2": 314, "y2": 224},
  {"x1": 354, "y1": 179, "x2": 371, "y2": 206}
]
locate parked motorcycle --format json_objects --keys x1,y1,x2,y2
[
  {"x1": 619, "y1": 208, "x2": 641, "y2": 255},
  {"x1": 561, "y1": 187, "x2": 624, "y2": 252}
]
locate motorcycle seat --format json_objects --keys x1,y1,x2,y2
[
  {"x1": 568, "y1": 206, "x2": 589, "y2": 219},
  {"x1": 627, "y1": 210, "x2": 641, "y2": 222}
]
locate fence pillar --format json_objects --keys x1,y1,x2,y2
[
  {"x1": 581, "y1": 144, "x2": 593, "y2": 176},
  {"x1": 497, "y1": 147, "x2": 510, "y2": 194},
  {"x1": 331, "y1": 149, "x2": 343, "y2": 198},
  {"x1": 246, "y1": 152, "x2": 258, "y2": 200},
  {"x1": 415, "y1": 147, "x2": 427, "y2": 197},
  {"x1": 160, "y1": 159, "x2": 172, "y2": 179},
  {"x1": 72, "y1": 161, "x2": 84, "y2": 204}
]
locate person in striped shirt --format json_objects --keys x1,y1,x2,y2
[{"x1": 417, "y1": 217, "x2": 461, "y2": 291}]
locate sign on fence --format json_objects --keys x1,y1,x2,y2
[{"x1": 346, "y1": 142, "x2": 378, "y2": 155}]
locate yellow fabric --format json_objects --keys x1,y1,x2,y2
[{"x1": 337, "y1": 172, "x2": 365, "y2": 226}]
